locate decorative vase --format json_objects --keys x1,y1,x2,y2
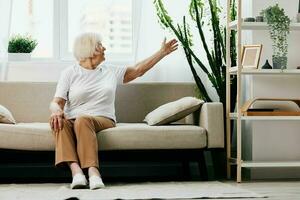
[
  {"x1": 272, "y1": 55, "x2": 287, "y2": 70},
  {"x1": 8, "y1": 53, "x2": 31, "y2": 61},
  {"x1": 262, "y1": 59, "x2": 272, "y2": 69}
]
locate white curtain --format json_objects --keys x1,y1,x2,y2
[
  {"x1": 0, "y1": 0, "x2": 13, "y2": 81},
  {"x1": 134, "y1": 1, "x2": 198, "y2": 83}
]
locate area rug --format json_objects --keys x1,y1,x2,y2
[{"x1": 0, "y1": 181, "x2": 267, "y2": 200}]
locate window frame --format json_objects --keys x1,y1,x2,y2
[{"x1": 54, "y1": 0, "x2": 141, "y2": 63}]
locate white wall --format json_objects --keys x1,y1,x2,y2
[{"x1": 6, "y1": 61, "x2": 72, "y2": 82}]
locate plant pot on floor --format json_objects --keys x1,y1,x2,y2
[
  {"x1": 8, "y1": 53, "x2": 31, "y2": 61},
  {"x1": 272, "y1": 55, "x2": 287, "y2": 70}
]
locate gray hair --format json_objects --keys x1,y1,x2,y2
[{"x1": 73, "y1": 32, "x2": 102, "y2": 61}]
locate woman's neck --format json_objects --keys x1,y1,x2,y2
[{"x1": 79, "y1": 58, "x2": 98, "y2": 70}]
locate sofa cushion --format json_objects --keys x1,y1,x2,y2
[
  {"x1": 0, "y1": 105, "x2": 16, "y2": 124},
  {"x1": 144, "y1": 97, "x2": 204, "y2": 125},
  {"x1": 0, "y1": 123, "x2": 55, "y2": 151},
  {"x1": 0, "y1": 123, "x2": 207, "y2": 151},
  {"x1": 98, "y1": 123, "x2": 207, "y2": 150}
]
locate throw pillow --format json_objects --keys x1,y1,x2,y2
[
  {"x1": 0, "y1": 104, "x2": 16, "y2": 124},
  {"x1": 144, "y1": 96, "x2": 204, "y2": 126}
]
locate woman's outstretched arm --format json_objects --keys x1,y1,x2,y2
[{"x1": 123, "y1": 38, "x2": 178, "y2": 84}]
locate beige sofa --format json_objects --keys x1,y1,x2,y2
[{"x1": 0, "y1": 82, "x2": 224, "y2": 180}]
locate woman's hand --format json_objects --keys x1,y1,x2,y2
[
  {"x1": 50, "y1": 111, "x2": 65, "y2": 133},
  {"x1": 159, "y1": 38, "x2": 178, "y2": 57},
  {"x1": 49, "y1": 98, "x2": 66, "y2": 133}
]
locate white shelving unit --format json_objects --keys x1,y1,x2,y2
[
  {"x1": 229, "y1": 20, "x2": 300, "y2": 31},
  {"x1": 229, "y1": 68, "x2": 300, "y2": 75},
  {"x1": 226, "y1": 0, "x2": 300, "y2": 183}
]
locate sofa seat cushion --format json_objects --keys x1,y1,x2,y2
[
  {"x1": 0, "y1": 123, "x2": 207, "y2": 151},
  {"x1": 0, "y1": 123, "x2": 54, "y2": 151},
  {"x1": 99, "y1": 123, "x2": 207, "y2": 150}
]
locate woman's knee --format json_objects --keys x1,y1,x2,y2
[
  {"x1": 74, "y1": 115, "x2": 92, "y2": 130},
  {"x1": 52, "y1": 118, "x2": 72, "y2": 135}
]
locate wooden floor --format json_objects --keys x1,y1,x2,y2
[{"x1": 224, "y1": 180, "x2": 300, "y2": 200}]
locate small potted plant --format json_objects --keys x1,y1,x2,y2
[
  {"x1": 261, "y1": 4, "x2": 290, "y2": 70},
  {"x1": 8, "y1": 34, "x2": 38, "y2": 61}
]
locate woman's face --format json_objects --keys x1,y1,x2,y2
[{"x1": 93, "y1": 42, "x2": 106, "y2": 65}]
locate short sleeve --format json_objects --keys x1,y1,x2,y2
[
  {"x1": 110, "y1": 65, "x2": 128, "y2": 85},
  {"x1": 54, "y1": 69, "x2": 71, "y2": 100}
]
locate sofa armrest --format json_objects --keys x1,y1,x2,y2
[{"x1": 195, "y1": 102, "x2": 224, "y2": 148}]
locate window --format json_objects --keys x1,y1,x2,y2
[
  {"x1": 8, "y1": 0, "x2": 139, "y2": 62},
  {"x1": 10, "y1": 0, "x2": 53, "y2": 58},
  {"x1": 66, "y1": 0, "x2": 133, "y2": 60}
]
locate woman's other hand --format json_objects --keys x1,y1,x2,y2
[
  {"x1": 160, "y1": 38, "x2": 178, "y2": 56},
  {"x1": 50, "y1": 111, "x2": 65, "y2": 132},
  {"x1": 49, "y1": 98, "x2": 66, "y2": 133}
]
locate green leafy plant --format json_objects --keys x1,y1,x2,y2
[
  {"x1": 261, "y1": 4, "x2": 290, "y2": 69},
  {"x1": 154, "y1": 0, "x2": 237, "y2": 113},
  {"x1": 8, "y1": 35, "x2": 38, "y2": 53}
]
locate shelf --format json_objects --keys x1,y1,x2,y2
[
  {"x1": 225, "y1": 2, "x2": 300, "y2": 182},
  {"x1": 229, "y1": 68, "x2": 300, "y2": 75},
  {"x1": 228, "y1": 157, "x2": 237, "y2": 165},
  {"x1": 242, "y1": 116, "x2": 300, "y2": 120},
  {"x1": 229, "y1": 113, "x2": 300, "y2": 120},
  {"x1": 229, "y1": 113, "x2": 238, "y2": 119},
  {"x1": 241, "y1": 161, "x2": 300, "y2": 168},
  {"x1": 229, "y1": 20, "x2": 300, "y2": 31}
]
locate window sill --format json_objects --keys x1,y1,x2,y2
[
  {"x1": 5, "y1": 59, "x2": 134, "y2": 67},
  {"x1": 6, "y1": 60, "x2": 74, "y2": 65}
]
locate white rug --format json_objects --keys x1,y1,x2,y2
[{"x1": 0, "y1": 181, "x2": 266, "y2": 200}]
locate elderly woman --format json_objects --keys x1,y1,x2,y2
[{"x1": 49, "y1": 32, "x2": 178, "y2": 190}]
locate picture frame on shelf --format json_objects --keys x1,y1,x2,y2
[{"x1": 241, "y1": 44, "x2": 263, "y2": 69}]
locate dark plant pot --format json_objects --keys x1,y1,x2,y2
[
  {"x1": 255, "y1": 16, "x2": 264, "y2": 22},
  {"x1": 272, "y1": 55, "x2": 287, "y2": 69}
]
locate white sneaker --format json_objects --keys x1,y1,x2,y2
[
  {"x1": 70, "y1": 173, "x2": 88, "y2": 189},
  {"x1": 89, "y1": 175, "x2": 105, "y2": 190}
]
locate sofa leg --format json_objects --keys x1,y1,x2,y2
[
  {"x1": 211, "y1": 149, "x2": 226, "y2": 179},
  {"x1": 181, "y1": 161, "x2": 190, "y2": 180},
  {"x1": 198, "y1": 151, "x2": 208, "y2": 181}
]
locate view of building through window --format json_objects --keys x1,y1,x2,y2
[
  {"x1": 10, "y1": 0, "x2": 133, "y2": 59},
  {"x1": 68, "y1": 0, "x2": 132, "y2": 55}
]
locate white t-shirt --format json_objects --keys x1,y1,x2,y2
[{"x1": 54, "y1": 63, "x2": 127, "y2": 123}]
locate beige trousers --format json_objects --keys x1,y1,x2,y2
[{"x1": 52, "y1": 115, "x2": 116, "y2": 169}]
